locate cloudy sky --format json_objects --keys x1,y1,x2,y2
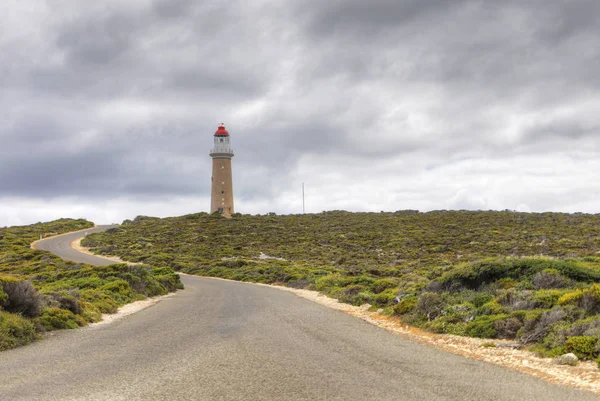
[{"x1": 1, "y1": 0, "x2": 599, "y2": 226}]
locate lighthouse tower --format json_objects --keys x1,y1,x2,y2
[{"x1": 210, "y1": 124, "x2": 235, "y2": 217}]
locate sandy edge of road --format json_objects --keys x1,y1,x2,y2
[
  {"x1": 72, "y1": 239, "x2": 600, "y2": 395},
  {"x1": 88, "y1": 292, "x2": 179, "y2": 327},
  {"x1": 70, "y1": 237, "x2": 140, "y2": 265}
]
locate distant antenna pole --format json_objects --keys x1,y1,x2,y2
[{"x1": 302, "y1": 182, "x2": 305, "y2": 214}]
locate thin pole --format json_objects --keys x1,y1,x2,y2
[{"x1": 302, "y1": 182, "x2": 305, "y2": 214}]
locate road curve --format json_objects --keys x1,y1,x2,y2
[
  {"x1": 33, "y1": 225, "x2": 119, "y2": 265},
  {"x1": 1, "y1": 229, "x2": 596, "y2": 400}
]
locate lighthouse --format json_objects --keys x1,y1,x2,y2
[{"x1": 210, "y1": 124, "x2": 235, "y2": 217}]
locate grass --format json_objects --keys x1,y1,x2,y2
[{"x1": 0, "y1": 218, "x2": 183, "y2": 351}]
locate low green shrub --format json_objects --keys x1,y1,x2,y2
[
  {"x1": 547, "y1": 346, "x2": 569, "y2": 358},
  {"x1": 532, "y1": 290, "x2": 566, "y2": 309},
  {"x1": 496, "y1": 278, "x2": 517, "y2": 289},
  {"x1": 532, "y1": 269, "x2": 572, "y2": 290},
  {"x1": 558, "y1": 289, "x2": 585, "y2": 306},
  {"x1": 471, "y1": 292, "x2": 494, "y2": 308},
  {"x1": 416, "y1": 292, "x2": 444, "y2": 320},
  {"x1": 44, "y1": 290, "x2": 81, "y2": 315},
  {"x1": 445, "y1": 303, "x2": 476, "y2": 323},
  {"x1": 80, "y1": 289, "x2": 119, "y2": 314},
  {"x1": 314, "y1": 273, "x2": 349, "y2": 292},
  {"x1": 371, "y1": 279, "x2": 397, "y2": 294},
  {"x1": 494, "y1": 317, "x2": 523, "y2": 339},
  {"x1": 0, "y1": 310, "x2": 38, "y2": 350},
  {"x1": 337, "y1": 285, "x2": 374, "y2": 305},
  {"x1": 531, "y1": 344, "x2": 569, "y2": 358},
  {"x1": 286, "y1": 279, "x2": 311, "y2": 289},
  {"x1": 99, "y1": 280, "x2": 135, "y2": 305},
  {"x1": 393, "y1": 296, "x2": 417, "y2": 315},
  {"x1": 36, "y1": 307, "x2": 87, "y2": 331},
  {"x1": 581, "y1": 285, "x2": 600, "y2": 314},
  {"x1": 424, "y1": 316, "x2": 467, "y2": 334},
  {"x1": 153, "y1": 272, "x2": 184, "y2": 293},
  {"x1": 438, "y1": 258, "x2": 600, "y2": 291},
  {"x1": 465, "y1": 315, "x2": 509, "y2": 338},
  {"x1": 373, "y1": 288, "x2": 398, "y2": 306},
  {"x1": 0, "y1": 286, "x2": 7, "y2": 305},
  {"x1": 478, "y1": 301, "x2": 506, "y2": 316},
  {"x1": 565, "y1": 336, "x2": 599, "y2": 360},
  {"x1": 558, "y1": 285, "x2": 600, "y2": 314},
  {"x1": 79, "y1": 300, "x2": 102, "y2": 323}
]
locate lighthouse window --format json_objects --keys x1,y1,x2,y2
[
  {"x1": 220, "y1": 138, "x2": 223, "y2": 143},
  {"x1": 220, "y1": 190, "x2": 225, "y2": 195}
]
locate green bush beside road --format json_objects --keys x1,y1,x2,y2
[{"x1": 0, "y1": 219, "x2": 183, "y2": 351}]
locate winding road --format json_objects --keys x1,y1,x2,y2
[{"x1": 1, "y1": 228, "x2": 597, "y2": 400}]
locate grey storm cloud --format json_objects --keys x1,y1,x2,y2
[{"x1": 1, "y1": 0, "x2": 600, "y2": 225}]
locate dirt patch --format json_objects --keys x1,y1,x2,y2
[{"x1": 258, "y1": 252, "x2": 287, "y2": 261}]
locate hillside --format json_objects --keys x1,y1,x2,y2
[
  {"x1": 0, "y1": 219, "x2": 182, "y2": 351},
  {"x1": 83, "y1": 211, "x2": 600, "y2": 363}
]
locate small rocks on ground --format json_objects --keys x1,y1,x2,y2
[{"x1": 556, "y1": 353, "x2": 579, "y2": 366}]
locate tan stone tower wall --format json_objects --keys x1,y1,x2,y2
[
  {"x1": 209, "y1": 125, "x2": 234, "y2": 217},
  {"x1": 210, "y1": 157, "x2": 234, "y2": 216}
]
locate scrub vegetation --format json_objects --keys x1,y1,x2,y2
[
  {"x1": 83, "y1": 211, "x2": 600, "y2": 365},
  {"x1": 0, "y1": 218, "x2": 182, "y2": 351}
]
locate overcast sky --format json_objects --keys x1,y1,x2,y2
[{"x1": 1, "y1": 0, "x2": 599, "y2": 226}]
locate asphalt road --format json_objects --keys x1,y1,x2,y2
[
  {"x1": 32, "y1": 225, "x2": 118, "y2": 266},
  {"x1": 1, "y1": 229, "x2": 597, "y2": 400}
]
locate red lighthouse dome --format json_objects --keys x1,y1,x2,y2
[{"x1": 214, "y1": 125, "x2": 229, "y2": 136}]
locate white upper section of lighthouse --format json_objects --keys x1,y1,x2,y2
[
  {"x1": 209, "y1": 125, "x2": 234, "y2": 158},
  {"x1": 212, "y1": 135, "x2": 233, "y2": 154}
]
